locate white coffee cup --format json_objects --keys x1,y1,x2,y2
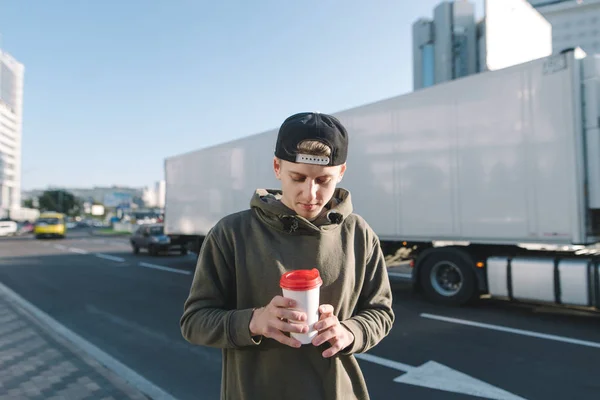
[{"x1": 280, "y1": 268, "x2": 323, "y2": 345}]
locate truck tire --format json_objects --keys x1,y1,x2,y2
[{"x1": 419, "y1": 249, "x2": 477, "y2": 306}]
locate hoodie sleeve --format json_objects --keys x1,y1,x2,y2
[
  {"x1": 180, "y1": 227, "x2": 261, "y2": 348},
  {"x1": 340, "y1": 233, "x2": 395, "y2": 355}
]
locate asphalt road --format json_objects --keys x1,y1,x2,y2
[{"x1": 1, "y1": 230, "x2": 599, "y2": 400}]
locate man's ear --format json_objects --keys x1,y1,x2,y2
[
  {"x1": 338, "y1": 163, "x2": 347, "y2": 182},
  {"x1": 273, "y1": 157, "x2": 282, "y2": 180}
]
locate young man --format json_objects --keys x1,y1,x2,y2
[{"x1": 180, "y1": 112, "x2": 395, "y2": 400}]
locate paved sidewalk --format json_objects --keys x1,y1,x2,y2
[{"x1": 0, "y1": 290, "x2": 149, "y2": 400}]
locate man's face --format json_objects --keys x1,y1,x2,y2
[{"x1": 273, "y1": 157, "x2": 346, "y2": 221}]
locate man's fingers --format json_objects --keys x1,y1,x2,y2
[
  {"x1": 288, "y1": 321, "x2": 309, "y2": 334},
  {"x1": 322, "y1": 339, "x2": 343, "y2": 358},
  {"x1": 272, "y1": 318, "x2": 308, "y2": 334},
  {"x1": 271, "y1": 295, "x2": 297, "y2": 309},
  {"x1": 268, "y1": 329, "x2": 302, "y2": 348},
  {"x1": 311, "y1": 326, "x2": 337, "y2": 347},
  {"x1": 278, "y1": 309, "x2": 307, "y2": 322},
  {"x1": 319, "y1": 304, "x2": 334, "y2": 316},
  {"x1": 314, "y1": 316, "x2": 338, "y2": 332},
  {"x1": 318, "y1": 312, "x2": 332, "y2": 321}
]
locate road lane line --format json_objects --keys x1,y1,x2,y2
[
  {"x1": 421, "y1": 313, "x2": 600, "y2": 349},
  {"x1": 54, "y1": 244, "x2": 67, "y2": 250},
  {"x1": 69, "y1": 248, "x2": 89, "y2": 255},
  {"x1": 0, "y1": 280, "x2": 177, "y2": 400},
  {"x1": 139, "y1": 262, "x2": 191, "y2": 275},
  {"x1": 95, "y1": 254, "x2": 125, "y2": 263},
  {"x1": 388, "y1": 272, "x2": 412, "y2": 279}
]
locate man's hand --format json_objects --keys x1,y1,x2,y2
[
  {"x1": 249, "y1": 296, "x2": 308, "y2": 348},
  {"x1": 311, "y1": 304, "x2": 355, "y2": 358}
]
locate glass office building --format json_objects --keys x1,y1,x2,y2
[
  {"x1": 412, "y1": 1, "x2": 477, "y2": 90},
  {"x1": 529, "y1": 0, "x2": 600, "y2": 54}
]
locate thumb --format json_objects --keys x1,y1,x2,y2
[{"x1": 319, "y1": 304, "x2": 334, "y2": 318}]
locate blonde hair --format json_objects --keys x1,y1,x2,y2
[{"x1": 297, "y1": 140, "x2": 331, "y2": 157}]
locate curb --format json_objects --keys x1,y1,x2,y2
[{"x1": 0, "y1": 281, "x2": 178, "y2": 400}]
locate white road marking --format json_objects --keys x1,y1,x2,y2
[
  {"x1": 69, "y1": 248, "x2": 89, "y2": 255},
  {"x1": 356, "y1": 353, "x2": 414, "y2": 371},
  {"x1": 39, "y1": 239, "x2": 189, "y2": 276},
  {"x1": 356, "y1": 353, "x2": 526, "y2": 399},
  {"x1": 139, "y1": 262, "x2": 191, "y2": 275},
  {"x1": 388, "y1": 272, "x2": 412, "y2": 279},
  {"x1": 421, "y1": 313, "x2": 600, "y2": 349},
  {"x1": 95, "y1": 254, "x2": 125, "y2": 263},
  {"x1": 0, "y1": 281, "x2": 177, "y2": 400}
]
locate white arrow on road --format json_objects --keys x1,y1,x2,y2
[{"x1": 355, "y1": 353, "x2": 527, "y2": 400}]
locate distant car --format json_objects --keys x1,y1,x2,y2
[
  {"x1": 130, "y1": 224, "x2": 187, "y2": 256},
  {"x1": 34, "y1": 213, "x2": 67, "y2": 239},
  {"x1": 0, "y1": 221, "x2": 18, "y2": 237},
  {"x1": 17, "y1": 221, "x2": 34, "y2": 234}
]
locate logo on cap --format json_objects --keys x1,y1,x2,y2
[{"x1": 274, "y1": 112, "x2": 349, "y2": 166}]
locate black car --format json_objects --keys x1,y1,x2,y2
[{"x1": 130, "y1": 224, "x2": 187, "y2": 256}]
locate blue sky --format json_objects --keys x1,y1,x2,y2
[{"x1": 1, "y1": 0, "x2": 483, "y2": 190}]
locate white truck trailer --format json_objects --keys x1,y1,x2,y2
[{"x1": 164, "y1": 49, "x2": 600, "y2": 310}]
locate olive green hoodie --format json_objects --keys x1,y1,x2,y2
[{"x1": 180, "y1": 188, "x2": 394, "y2": 400}]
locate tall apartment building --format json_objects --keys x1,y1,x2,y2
[
  {"x1": 529, "y1": 0, "x2": 600, "y2": 54},
  {"x1": 0, "y1": 49, "x2": 24, "y2": 215}
]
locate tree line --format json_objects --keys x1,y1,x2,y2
[{"x1": 23, "y1": 190, "x2": 84, "y2": 217}]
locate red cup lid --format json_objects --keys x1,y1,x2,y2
[{"x1": 280, "y1": 268, "x2": 323, "y2": 291}]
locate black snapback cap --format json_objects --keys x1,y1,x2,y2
[{"x1": 274, "y1": 112, "x2": 348, "y2": 166}]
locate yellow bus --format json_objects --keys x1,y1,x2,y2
[{"x1": 34, "y1": 212, "x2": 67, "y2": 239}]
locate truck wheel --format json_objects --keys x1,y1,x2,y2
[
  {"x1": 132, "y1": 244, "x2": 139, "y2": 254},
  {"x1": 419, "y1": 249, "x2": 477, "y2": 305}
]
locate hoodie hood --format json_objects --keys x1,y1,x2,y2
[{"x1": 250, "y1": 188, "x2": 353, "y2": 234}]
